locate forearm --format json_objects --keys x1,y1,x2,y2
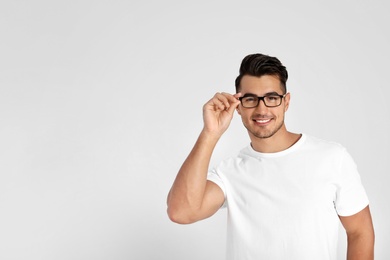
[
  {"x1": 167, "y1": 130, "x2": 220, "y2": 221},
  {"x1": 346, "y1": 232, "x2": 375, "y2": 260},
  {"x1": 167, "y1": 92, "x2": 240, "y2": 223}
]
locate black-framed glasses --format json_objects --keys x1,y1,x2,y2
[{"x1": 239, "y1": 94, "x2": 287, "y2": 108}]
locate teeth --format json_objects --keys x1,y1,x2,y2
[{"x1": 256, "y1": 119, "x2": 271, "y2": 123}]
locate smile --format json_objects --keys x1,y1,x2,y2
[{"x1": 253, "y1": 118, "x2": 272, "y2": 125}]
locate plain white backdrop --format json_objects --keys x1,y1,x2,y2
[{"x1": 1, "y1": 0, "x2": 389, "y2": 259}]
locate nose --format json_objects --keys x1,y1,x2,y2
[{"x1": 255, "y1": 98, "x2": 269, "y2": 112}]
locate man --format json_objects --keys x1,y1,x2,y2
[{"x1": 167, "y1": 53, "x2": 374, "y2": 259}]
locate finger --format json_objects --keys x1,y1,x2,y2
[
  {"x1": 233, "y1": 92, "x2": 242, "y2": 99},
  {"x1": 217, "y1": 93, "x2": 240, "y2": 114},
  {"x1": 209, "y1": 92, "x2": 240, "y2": 112},
  {"x1": 217, "y1": 93, "x2": 231, "y2": 108},
  {"x1": 213, "y1": 93, "x2": 230, "y2": 110},
  {"x1": 226, "y1": 97, "x2": 241, "y2": 114},
  {"x1": 220, "y1": 92, "x2": 241, "y2": 107}
]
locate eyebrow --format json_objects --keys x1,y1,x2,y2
[{"x1": 242, "y1": 91, "x2": 281, "y2": 97}]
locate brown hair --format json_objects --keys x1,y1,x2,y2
[{"x1": 235, "y1": 53, "x2": 288, "y2": 93}]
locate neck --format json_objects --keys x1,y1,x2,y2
[{"x1": 250, "y1": 126, "x2": 301, "y2": 153}]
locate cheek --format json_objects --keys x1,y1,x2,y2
[{"x1": 238, "y1": 110, "x2": 252, "y2": 120}]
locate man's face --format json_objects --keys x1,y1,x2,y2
[{"x1": 237, "y1": 75, "x2": 290, "y2": 139}]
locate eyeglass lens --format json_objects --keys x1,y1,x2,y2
[{"x1": 241, "y1": 95, "x2": 282, "y2": 108}]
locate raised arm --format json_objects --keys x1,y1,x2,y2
[{"x1": 167, "y1": 92, "x2": 241, "y2": 224}]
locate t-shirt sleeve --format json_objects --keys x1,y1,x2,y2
[
  {"x1": 334, "y1": 149, "x2": 369, "y2": 216},
  {"x1": 207, "y1": 168, "x2": 227, "y2": 207}
]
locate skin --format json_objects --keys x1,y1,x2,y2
[
  {"x1": 167, "y1": 74, "x2": 374, "y2": 259},
  {"x1": 340, "y1": 206, "x2": 375, "y2": 259},
  {"x1": 236, "y1": 75, "x2": 300, "y2": 153}
]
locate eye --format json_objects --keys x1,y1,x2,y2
[
  {"x1": 266, "y1": 95, "x2": 279, "y2": 102},
  {"x1": 243, "y1": 97, "x2": 257, "y2": 102}
]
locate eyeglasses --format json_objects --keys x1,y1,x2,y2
[{"x1": 239, "y1": 94, "x2": 286, "y2": 108}]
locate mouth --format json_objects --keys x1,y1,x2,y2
[{"x1": 253, "y1": 118, "x2": 272, "y2": 125}]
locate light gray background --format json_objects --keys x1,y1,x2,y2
[{"x1": 1, "y1": 1, "x2": 389, "y2": 259}]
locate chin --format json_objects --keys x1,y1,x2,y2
[
  {"x1": 249, "y1": 122, "x2": 284, "y2": 140},
  {"x1": 253, "y1": 131, "x2": 277, "y2": 139}
]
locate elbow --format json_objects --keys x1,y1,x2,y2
[
  {"x1": 166, "y1": 191, "x2": 202, "y2": 224},
  {"x1": 167, "y1": 206, "x2": 198, "y2": 225}
]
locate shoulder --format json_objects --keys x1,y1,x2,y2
[
  {"x1": 296, "y1": 134, "x2": 352, "y2": 168},
  {"x1": 302, "y1": 134, "x2": 346, "y2": 154},
  {"x1": 212, "y1": 146, "x2": 251, "y2": 172}
]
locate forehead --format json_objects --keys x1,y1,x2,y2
[{"x1": 240, "y1": 75, "x2": 284, "y2": 94}]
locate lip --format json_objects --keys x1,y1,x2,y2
[{"x1": 253, "y1": 118, "x2": 272, "y2": 126}]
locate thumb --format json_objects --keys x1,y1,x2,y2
[{"x1": 226, "y1": 98, "x2": 240, "y2": 115}]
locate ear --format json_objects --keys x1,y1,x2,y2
[
  {"x1": 236, "y1": 105, "x2": 242, "y2": 116},
  {"x1": 284, "y1": 92, "x2": 291, "y2": 112}
]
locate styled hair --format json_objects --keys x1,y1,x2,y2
[{"x1": 235, "y1": 53, "x2": 288, "y2": 93}]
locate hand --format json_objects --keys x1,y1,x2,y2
[{"x1": 202, "y1": 92, "x2": 242, "y2": 137}]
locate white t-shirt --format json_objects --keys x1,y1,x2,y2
[{"x1": 207, "y1": 134, "x2": 369, "y2": 260}]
